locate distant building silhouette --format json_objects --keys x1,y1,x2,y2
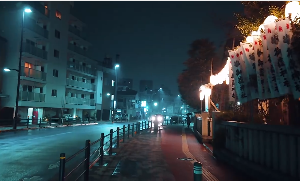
[{"x1": 139, "y1": 80, "x2": 153, "y2": 92}]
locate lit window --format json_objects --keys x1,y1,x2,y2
[
  {"x1": 55, "y1": 10, "x2": 61, "y2": 19},
  {"x1": 112, "y1": 80, "x2": 115, "y2": 86},
  {"x1": 24, "y1": 62, "x2": 33, "y2": 68}
]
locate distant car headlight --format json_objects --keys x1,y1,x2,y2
[
  {"x1": 151, "y1": 116, "x2": 156, "y2": 121},
  {"x1": 157, "y1": 116, "x2": 163, "y2": 122}
]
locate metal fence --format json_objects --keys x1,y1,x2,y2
[{"x1": 58, "y1": 120, "x2": 151, "y2": 181}]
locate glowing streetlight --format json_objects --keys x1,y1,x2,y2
[
  {"x1": 24, "y1": 8, "x2": 32, "y2": 13},
  {"x1": 107, "y1": 93, "x2": 110, "y2": 96},
  {"x1": 154, "y1": 102, "x2": 158, "y2": 106},
  {"x1": 3, "y1": 68, "x2": 11, "y2": 72},
  {"x1": 115, "y1": 64, "x2": 119, "y2": 68}
]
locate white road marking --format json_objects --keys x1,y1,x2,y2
[{"x1": 181, "y1": 128, "x2": 219, "y2": 181}]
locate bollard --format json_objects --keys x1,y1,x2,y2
[
  {"x1": 49, "y1": 118, "x2": 52, "y2": 126},
  {"x1": 132, "y1": 124, "x2": 134, "y2": 137},
  {"x1": 84, "y1": 140, "x2": 90, "y2": 181},
  {"x1": 27, "y1": 116, "x2": 29, "y2": 128},
  {"x1": 39, "y1": 118, "x2": 42, "y2": 127},
  {"x1": 150, "y1": 120, "x2": 152, "y2": 129},
  {"x1": 99, "y1": 133, "x2": 104, "y2": 165},
  {"x1": 59, "y1": 153, "x2": 66, "y2": 181},
  {"x1": 148, "y1": 120, "x2": 150, "y2": 129},
  {"x1": 109, "y1": 129, "x2": 113, "y2": 155},
  {"x1": 193, "y1": 162, "x2": 202, "y2": 181},
  {"x1": 127, "y1": 124, "x2": 130, "y2": 138},
  {"x1": 117, "y1": 127, "x2": 120, "y2": 148},
  {"x1": 123, "y1": 125, "x2": 125, "y2": 142}
]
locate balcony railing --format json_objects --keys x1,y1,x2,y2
[
  {"x1": 24, "y1": 20, "x2": 49, "y2": 39},
  {"x1": 68, "y1": 43, "x2": 91, "y2": 58},
  {"x1": 26, "y1": 1, "x2": 50, "y2": 18},
  {"x1": 65, "y1": 96, "x2": 95, "y2": 106},
  {"x1": 68, "y1": 25, "x2": 87, "y2": 40},
  {"x1": 21, "y1": 66, "x2": 46, "y2": 81},
  {"x1": 19, "y1": 91, "x2": 45, "y2": 102},
  {"x1": 66, "y1": 79, "x2": 95, "y2": 91},
  {"x1": 22, "y1": 42, "x2": 48, "y2": 60},
  {"x1": 67, "y1": 62, "x2": 95, "y2": 76}
]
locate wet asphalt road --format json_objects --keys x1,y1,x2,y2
[{"x1": 0, "y1": 121, "x2": 140, "y2": 181}]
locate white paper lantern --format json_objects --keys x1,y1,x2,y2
[
  {"x1": 285, "y1": 1, "x2": 300, "y2": 20},
  {"x1": 263, "y1": 15, "x2": 278, "y2": 24},
  {"x1": 246, "y1": 36, "x2": 253, "y2": 43}
]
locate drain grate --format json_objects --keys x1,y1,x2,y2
[{"x1": 177, "y1": 157, "x2": 194, "y2": 161}]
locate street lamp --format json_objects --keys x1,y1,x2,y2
[
  {"x1": 112, "y1": 64, "x2": 119, "y2": 122},
  {"x1": 4, "y1": 8, "x2": 32, "y2": 129}
]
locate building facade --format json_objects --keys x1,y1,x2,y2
[{"x1": 0, "y1": 1, "x2": 103, "y2": 120}]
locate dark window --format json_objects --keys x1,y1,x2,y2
[
  {"x1": 71, "y1": 93, "x2": 75, "y2": 97},
  {"x1": 54, "y1": 49, "x2": 59, "y2": 58},
  {"x1": 53, "y1": 69, "x2": 58, "y2": 77},
  {"x1": 73, "y1": 42, "x2": 76, "y2": 45},
  {"x1": 41, "y1": 66, "x2": 44, "y2": 72},
  {"x1": 26, "y1": 39, "x2": 35, "y2": 46},
  {"x1": 40, "y1": 87, "x2": 43, "y2": 93},
  {"x1": 72, "y1": 58, "x2": 75, "y2": 62},
  {"x1": 43, "y1": 25, "x2": 47, "y2": 30},
  {"x1": 28, "y1": 86, "x2": 33, "y2": 92},
  {"x1": 82, "y1": 63, "x2": 86, "y2": 67},
  {"x1": 90, "y1": 94, "x2": 94, "y2": 99},
  {"x1": 82, "y1": 78, "x2": 86, "y2": 82},
  {"x1": 71, "y1": 75, "x2": 75, "y2": 80},
  {"x1": 42, "y1": 46, "x2": 46, "y2": 50},
  {"x1": 81, "y1": 94, "x2": 84, "y2": 98},
  {"x1": 55, "y1": 30, "x2": 60, "y2": 39},
  {"x1": 91, "y1": 79, "x2": 95, "y2": 84},
  {"x1": 51, "y1": 89, "x2": 57, "y2": 97}
]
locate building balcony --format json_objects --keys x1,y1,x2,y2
[
  {"x1": 65, "y1": 96, "x2": 95, "y2": 106},
  {"x1": 26, "y1": 1, "x2": 50, "y2": 18},
  {"x1": 22, "y1": 42, "x2": 47, "y2": 60},
  {"x1": 66, "y1": 79, "x2": 95, "y2": 91},
  {"x1": 19, "y1": 91, "x2": 45, "y2": 102},
  {"x1": 67, "y1": 62, "x2": 95, "y2": 76},
  {"x1": 24, "y1": 20, "x2": 49, "y2": 39},
  {"x1": 68, "y1": 25, "x2": 87, "y2": 40},
  {"x1": 21, "y1": 66, "x2": 46, "y2": 81},
  {"x1": 68, "y1": 43, "x2": 91, "y2": 58}
]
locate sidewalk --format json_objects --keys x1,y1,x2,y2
[{"x1": 89, "y1": 124, "x2": 252, "y2": 181}]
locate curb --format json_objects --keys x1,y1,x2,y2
[{"x1": 0, "y1": 123, "x2": 98, "y2": 133}]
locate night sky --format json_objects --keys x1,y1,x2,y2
[{"x1": 74, "y1": 1, "x2": 243, "y2": 94}]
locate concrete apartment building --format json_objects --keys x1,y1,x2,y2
[{"x1": 0, "y1": 1, "x2": 104, "y2": 120}]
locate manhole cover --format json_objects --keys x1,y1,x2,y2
[{"x1": 177, "y1": 157, "x2": 194, "y2": 161}]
